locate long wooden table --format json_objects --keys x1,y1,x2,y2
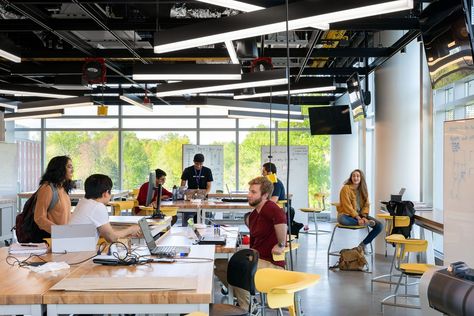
[
  {"x1": 0, "y1": 248, "x2": 96, "y2": 316},
  {"x1": 44, "y1": 245, "x2": 215, "y2": 316}
]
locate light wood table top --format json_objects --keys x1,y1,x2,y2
[
  {"x1": 43, "y1": 245, "x2": 215, "y2": 305},
  {"x1": 18, "y1": 190, "x2": 129, "y2": 200},
  {"x1": 0, "y1": 248, "x2": 94, "y2": 305},
  {"x1": 161, "y1": 200, "x2": 253, "y2": 210},
  {"x1": 414, "y1": 209, "x2": 443, "y2": 235}
]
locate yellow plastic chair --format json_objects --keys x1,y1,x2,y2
[
  {"x1": 371, "y1": 214, "x2": 411, "y2": 291},
  {"x1": 131, "y1": 188, "x2": 140, "y2": 199},
  {"x1": 381, "y1": 236, "x2": 435, "y2": 312},
  {"x1": 299, "y1": 192, "x2": 331, "y2": 244},
  {"x1": 255, "y1": 268, "x2": 320, "y2": 316},
  {"x1": 109, "y1": 200, "x2": 137, "y2": 216},
  {"x1": 273, "y1": 243, "x2": 299, "y2": 269}
]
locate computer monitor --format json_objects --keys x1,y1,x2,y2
[
  {"x1": 145, "y1": 172, "x2": 156, "y2": 207},
  {"x1": 308, "y1": 105, "x2": 352, "y2": 135},
  {"x1": 346, "y1": 72, "x2": 367, "y2": 121}
]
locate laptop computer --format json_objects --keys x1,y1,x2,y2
[
  {"x1": 138, "y1": 218, "x2": 190, "y2": 257},
  {"x1": 51, "y1": 224, "x2": 96, "y2": 253},
  {"x1": 390, "y1": 187, "x2": 406, "y2": 202},
  {"x1": 221, "y1": 184, "x2": 248, "y2": 203},
  {"x1": 194, "y1": 228, "x2": 226, "y2": 245},
  {"x1": 185, "y1": 189, "x2": 207, "y2": 200}
]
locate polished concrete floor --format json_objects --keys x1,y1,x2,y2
[{"x1": 214, "y1": 221, "x2": 423, "y2": 316}]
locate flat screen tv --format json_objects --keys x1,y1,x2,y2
[
  {"x1": 308, "y1": 105, "x2": 352, "y2": 135},
  {"x1": 346, "y1": 72, "x2": 366, "y2": 121},
  {"x1": 420, "y1": 0, "x2": 474, "y2": 89}
]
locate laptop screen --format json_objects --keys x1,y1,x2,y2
[{"x1": 138, "y1": 218, "x2": 158, "y2": 252}]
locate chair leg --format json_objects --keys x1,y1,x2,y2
[
  {"x1": 327, "y1": 225, "x2": 338, "y2": 268},
  {"x1": 313, "y1": 212, "x2": 318, "y2": 245}
]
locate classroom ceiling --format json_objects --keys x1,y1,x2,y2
[{"x1": 0, "y1": 0, "x2": 428, "y2": 108}]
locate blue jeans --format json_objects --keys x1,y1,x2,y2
[{"x1": 337, "y1": 214, "x2": 383, "y2": 245}]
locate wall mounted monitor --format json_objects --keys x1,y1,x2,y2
[
  {"x1": 420, "y1": 0, "x2": 474, "y2": 89},
  {"x1": 346, "y1": 72, "x2": 366, "y2": 121},
  {"x1": 308, "y1": 105, "x2": 352, "y2": 135}
]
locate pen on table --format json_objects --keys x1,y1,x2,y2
[{"x1": 20, "y1": 243, "x2": 39, "y2": 247}]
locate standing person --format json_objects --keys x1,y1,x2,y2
[
  {"x1": 33, "y1": 155, "x2": 74, "y2": 239},
  {"x1": 261, "y1": 162, "x2": 304, "y2": 235},
  {"x1": 180, "y1": 153, "x2": 213, "y2": 225},
  {"x1": 337, "y1": 169, "x2": 383, "y2": 253},
  {"x1": 70, "y1": 174, "x2": 140, "y2": 243},
  {"x1": 233, "y1": 176, "x2": 288, "y2": 311}
]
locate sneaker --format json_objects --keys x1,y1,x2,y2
[{"x1": 358, "y1": 243, "x2": 368, "y2": 255}]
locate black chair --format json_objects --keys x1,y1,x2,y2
[{"x1": 210, "y1": 248, "x2": 259, "y2": 316}]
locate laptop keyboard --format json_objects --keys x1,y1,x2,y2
[{"x1": 152, "y1": 246, "x2": 177, "y2": 258}]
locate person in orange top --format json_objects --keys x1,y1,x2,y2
[
  {"x1": 33, "y1": 156, "x2": 74, "y2": 239},
  {"x1": 337, "y1": 169, "x2": 382, "y2": 253}
]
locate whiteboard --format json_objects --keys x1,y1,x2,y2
[
  {"x1": 0, "y1": 143, "x2": 18, "y2": 199},
  {"x1": 261, "y1": 146, "x2": 308, "y2": 223},
  {"x1": 182, "y1": 145, "x2": 224, "y2": 193},
  {"x1": 444, "y1": 119, "x2": 474, "y2": 266}
]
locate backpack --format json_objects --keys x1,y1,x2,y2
[
  {"x1": 330, "y1": 246, "x2": 368, "y2": 271},
  {"x1": 15, "y1": 184, "x2": 59, "y2": 243},
  {"x1": 385, "y1": 200, "x2": 416, "y2": 238}
]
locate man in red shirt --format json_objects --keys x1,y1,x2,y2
[
  {"x1": 135, "y1": 169, "x2": 172, "y2": 214},
  {"x1": 234, "y1": 176, "x2": 288, "y2": 311}
]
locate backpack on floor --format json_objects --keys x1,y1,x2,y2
[
  {"x1": 330, "y1": 246, "x2": 368, "y2": 271},
  {"x1": 384, "y1": 200, "x2": 416, "y2": 238},
  {"x1": 14, "y1": 184, "x2": 58, "y2": 243}
]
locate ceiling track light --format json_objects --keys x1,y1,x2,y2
[
  {"x1": 155, "y1": 69, "x2": 287, "y2": 97},
  {"x1": 119, "y1": 94, "x2": 153, "y2": 112},
  {"x1": 4, "y1": 109, "x2": 64, "y2": 121},
  {"x1": 228, "y1": 110, "x2": 305, "y2": 122},
  {"x1": 196, "y1": 0, "x2": 264, "y2": 12},
  {"x1": 154, "y1": 0, "x2": 413, "y2": 53},
  {"x1": 133, "y1": 64, "x2": 242, "y2": 81},
  {"x1": 234, "y1": 79, "x2": 337, "y2": 99},
  {"x1": 16, "y1": 96, "x2": 93, "y2": 113},
  {"x1": 0, "y1": 84, "x2": 79, "y2": 99}
]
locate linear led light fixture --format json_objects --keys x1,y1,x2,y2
[
  {"x1": 228, "y1": 110, "x2": 304, "y2": 122},
  {"x1": 154, "y1": 0, "x2": 413, "y2": 53},
  {"x1": 186, "y1": 97, "x2": 301, "y2": 115},
  {"x1": 225, "y1": 40, "x2": 240, "y2": 65},
  {"x1": 0, "y1": 84, "x2": 79, "y2": 99},
  {"x1": 156, "y1": 69, "x2": 287, "y2": 97},
  {"x1": 16, "y1": 96, "x2": 93, "y2": 113},
  {"x1": 0, "y1": 101, "x2": 17, "y2": 111},
  {"x1": 234, "y1": 81, "x2": 337, "y2": 100},
  {"x1": 0, "y1": 39, "x2": 21, "y2": 63},
  {"x1": 133, "y1": 64, "x2": 242, "y2": 81},
  {"x1": 4, "y1": 109, "x2": 64, "y2": 121},
  {"x1": 119, "y1": 94, "x2": 153, "y2": 112},
  {"x1": 0, "y1": 48, "x2": 21, "y2": 63},
  {"x1": 196, "y1": 0, "x2": 264, "y2": 12}
]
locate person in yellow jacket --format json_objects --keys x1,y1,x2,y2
[{"x1": 337, "y1": 169, "x2": 382, "y2": 253}]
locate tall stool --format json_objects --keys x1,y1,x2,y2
[
  {"x1": 327, "y1": 223, "x2": 373, "y2": 271},
  {"x1": 299, "y1": 192, "x2": 331, "y2": 246},
  {"x1": 381, "y1": 236, "x2": 435, "y2": 312}
]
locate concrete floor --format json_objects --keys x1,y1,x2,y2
[{"x1": 214, "y1": 221, "x2": 422, "y2": 316}]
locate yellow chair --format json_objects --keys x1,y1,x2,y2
[
  {"x1": 381, "y1": 236, "x2": 436, "y2": 312},
  {"x1": 371, "y1": 214, "x2": 411, "y2": 291},
  {"x1": 131, "y1": 188, "x2": 140, "y2": 199},
  {"x1": 109, "y1": 200, "x2": 137, "y2": 216},
  {"x1": 255, "y1": 268, "x2": 320, "y2": 316},
  {"x1": 327, "y1": 223, "x2": 372, "y2": 270},
  {"x1": 273, "y1": 243, "x2": 299, "y2": 269},
  {"x1": 299, "y1": 192, "x2": 331, "y2": 244}
]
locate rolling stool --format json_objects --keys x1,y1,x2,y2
[{"x1": 327, "y1": 223, "x2": 373, "y2": 271}]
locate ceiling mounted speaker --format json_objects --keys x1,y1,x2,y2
[
  {"x1": 251, "y1": 57, "x2": 273, "y2": 72},
  {"x1": 82, "y1": 58, "x2": 106, "y2": 84}
]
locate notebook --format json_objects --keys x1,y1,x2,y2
[
  {"x1": 194, "y1": 228, "x2": 226, "y2": 245},
  {"x1": 138, "y1": 218, "x2": 190, "y2": 257}
]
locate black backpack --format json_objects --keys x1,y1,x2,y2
[
  {"x1": 384, "y1": 200, "x2": 416, "y2": 238},
  {"x1": 15, "y1": 184, "x2": 59, "y2": 243}
]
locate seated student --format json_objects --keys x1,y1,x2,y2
[
  {"x1": 337, "y1": 169, "x2": 382, "y2": 253},
  {"x1": 70, "y1": 174, "x2": 141, "y2": 243},
  {"x1": 135, "y1": 169, "x2": 172, "y2": 211}
]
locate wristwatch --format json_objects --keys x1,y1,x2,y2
[{"x1": 278, "y1": 242, "x2": 285, "y2": 248}]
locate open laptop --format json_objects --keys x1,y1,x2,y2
[
  {"x1": 138, "y1": 218, "x2": 190, "y2": 257},
  {"x1": 391, "y1": 187, "x2": 406, "y2": 202},
  {"x1": 194, "y1": 228, "x2": 226, "y2": 245},
  {"x1": 185, "y1": 189, "x2": 207, "y2": 200},
  {"x1": 221, "y1": 184, "x2": 248, "y2": 203}
]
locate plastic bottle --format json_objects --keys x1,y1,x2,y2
[{"x1": 172, "y1": 185, "x2": 177, "y2": 201}]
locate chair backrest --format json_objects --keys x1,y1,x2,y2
[
  {"x1": 131, "y1": 188, "x2": 140, "y2": 199},
  {"x1": 227, "y1": 248, "x2": 259, "y2": 295},
  {"x1": 313, "y1": 192, "x2": 327, "y2": 211},
  {"x1": 110, "y1": 200, "x2": 136, "y2": 215}
]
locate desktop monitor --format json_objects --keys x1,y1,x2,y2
[
  {"x1": 420, "y1": 0, "x2": 474, "y2": 89},
  {"x1": 145, "y1": 172, "x2": 156, "y2": 207},
  {"x1": 346, "y1": 72, "x2": 367, "y2": 121},
  {"x1": 308, "y1": 105, "x2": 352, "y2": 135}
]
